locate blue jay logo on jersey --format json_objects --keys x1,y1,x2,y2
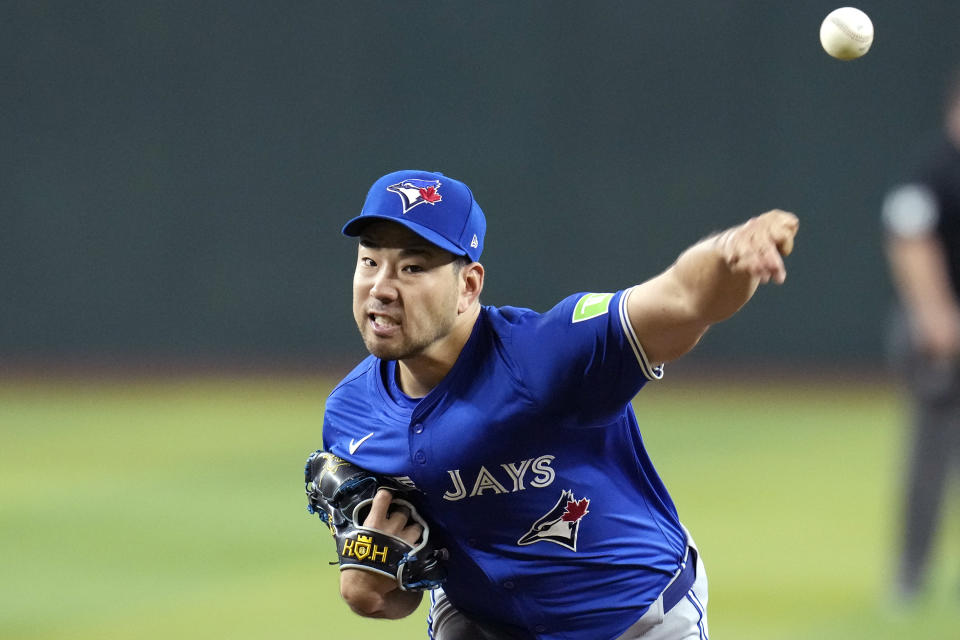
[
  {"x1": 518, "y1": 489, "x2": 590, "y2": 551},
  {"x1": 386, "y1": 179, "x2": 443, "y2": 213}
]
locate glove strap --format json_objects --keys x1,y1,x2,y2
[
  {"x1": 337, "y1": 525, "x2": 414, "y2": 581},
  {"x1": 336, "y1": 498, "x2": 446, "y2": 591}
]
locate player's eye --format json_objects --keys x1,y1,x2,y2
[
  {"x1": 402, "y1": 264, "x2": 425, "y2": 274},
  {"x1": 360, "y1": 257, "x2": 377, "y2": 268}
]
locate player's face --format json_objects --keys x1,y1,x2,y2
[{"x1": 353, "y1": 222, "x2": 462, "y2": 361}]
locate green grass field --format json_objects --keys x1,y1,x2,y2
[{"x1": 1, "y1": 373, "x2": 957, "y2": 639}]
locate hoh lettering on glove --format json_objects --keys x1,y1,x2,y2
[{"x1": 303, "y1": 450, "x2": 448, "y2": 591}]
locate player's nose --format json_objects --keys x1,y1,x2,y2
[{"x1": 369, "y1": 270, "x2": 399, "y2": 302}]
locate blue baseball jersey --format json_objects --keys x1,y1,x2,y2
[{"x1": 322, "y1": 288, "x2": 687, "y2": 640}]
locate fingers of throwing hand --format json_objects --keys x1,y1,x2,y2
[
  {"x1": 726, "y1": 211, "x2": 797, "y2": 284},
  {"x1": 768, "y1": 210, "x2": 799, "y2": 257}
]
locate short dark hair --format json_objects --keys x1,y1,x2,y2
[{"x1": 451, "y1": 255, "x2": 471, "y2": 274}]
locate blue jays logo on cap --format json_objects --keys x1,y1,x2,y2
[
  {"x1": 342, "y1": 169, "x2": 487, "y2": 262},
  {"x1": 386, "y1": 178, "x2": 443, "y2": 214}
]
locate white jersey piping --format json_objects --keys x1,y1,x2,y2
[{"x1": 620, "y1": 287, "x2": 664, "y2": 381}]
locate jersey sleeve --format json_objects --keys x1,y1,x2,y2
[{"x1": 507, "y1": 289, "x2": 662, "y2": 424}]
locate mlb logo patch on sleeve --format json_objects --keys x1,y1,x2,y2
[{"x1": 571, "y1": 293, "x2": 613, "y2": 323}]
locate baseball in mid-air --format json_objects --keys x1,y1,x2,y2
[{"x1": 819, "y1": 7, "x2": 874, "y2": 60}]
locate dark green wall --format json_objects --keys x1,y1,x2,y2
[{"x1": 5, "y1": 1, "x2": 960, "y2": 365}]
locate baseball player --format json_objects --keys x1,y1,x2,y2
[{"x1": 307, "y1": 169, "x2": 799, "y2": 640}]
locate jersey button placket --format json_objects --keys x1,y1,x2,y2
[{"x1": 409, "y1": 415, "x2": 427, "y2": 464}]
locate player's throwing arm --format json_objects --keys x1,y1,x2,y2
[{"x1": 627, "y1": 210, "x2": 799, "y2": 365}]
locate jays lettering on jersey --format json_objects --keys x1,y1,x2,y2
[{"x1": 322, "y1": 289, "x2": 687, "y2": 640}]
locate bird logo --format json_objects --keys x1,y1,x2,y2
[
  {"x1": 517, "y1": 490, "x2": 590, "y2": 551},
  {"x1": 386, "y1": 179, "x2": 443, "y2": 213}
]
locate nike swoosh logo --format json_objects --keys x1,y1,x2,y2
[{"x1": 348, "y1": 432, "x2": 374, "y2": 454}]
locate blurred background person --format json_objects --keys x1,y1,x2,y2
[{"x1": 882, "y1": 66, "x2": 960, "y2": 602}]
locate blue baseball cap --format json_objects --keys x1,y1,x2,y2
[{"x1": 342, "y1": 170, "x2": 486, "y2": 262}]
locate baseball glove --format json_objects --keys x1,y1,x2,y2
[{"x1": 304, "y1": 450, "x2": 447, "y2": 591}]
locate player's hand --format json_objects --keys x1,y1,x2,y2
[
  {"x1": 719, "y1": 210, "x2": 799, "y2": 284},
  {"x1": 362, "y1": 489, "x2": 424, "y2": 545},
  {"x1": 339, "y1": 489, "x2": 426, "y2": 614}
]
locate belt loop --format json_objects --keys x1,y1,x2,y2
[{"x1": 662, "y1": 544, "x2": 697, "y2": 613}]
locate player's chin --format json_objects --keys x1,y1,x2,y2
[{"x1": 362, "y1": 335, "x2": 412, "y2": 361}]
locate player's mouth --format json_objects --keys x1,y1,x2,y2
[{"x1": 369, "y1": 313, "x2": 401, "y2": 337}]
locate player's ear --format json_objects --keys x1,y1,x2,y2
[{"x1": 458, "y1": 262, "x2": 484, "y2": 313}]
